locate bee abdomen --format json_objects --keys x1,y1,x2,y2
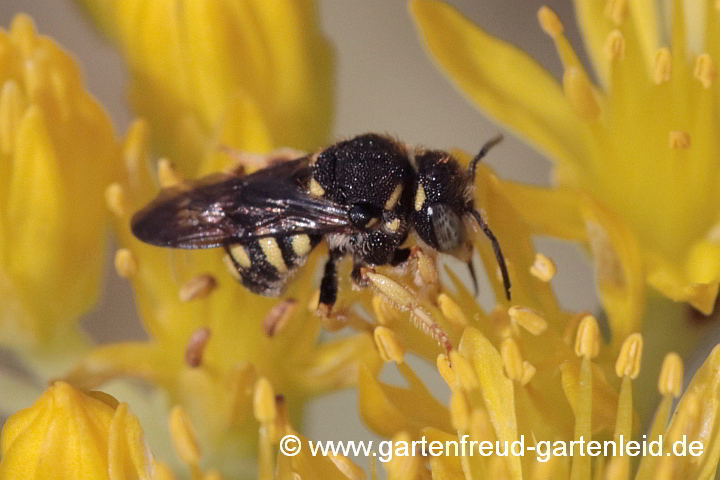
[{"x1": 223, "y1": 234, "x2": 321, "y2": 296}]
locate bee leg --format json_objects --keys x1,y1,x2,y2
[
  {"x1": 317, "y1": 248, "x2": 344, "y2": 316},
  {"x1": 389, "y1": 247, "x2": 412, "y2": 266}
]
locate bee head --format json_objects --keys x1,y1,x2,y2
[{"x1": 411, "y1": 150, "x2": 471, "y2": 256}]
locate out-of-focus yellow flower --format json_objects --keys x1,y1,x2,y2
[
  {"x1": 65, "y1": 122, "x2": 382, "y2": 477},
  {"x1": 411, "y1": 0, "x2": 720, "y2": 345},
  {"x1": 0, "y1": 15, "x2": 119, "y2": 350},
  {"x1": 75, "y1": 0, "x2": 333, "y2": 176},
  {"x1": 0, "y1": 381, "x2": 153, "y2": 479}
]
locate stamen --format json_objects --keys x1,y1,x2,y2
[
  {"x1": 263, "y1": 298, "x2": 297, "y2": 337},
  {"x1": 307, "y1": 288, "x2": 321, "y2": 313},
  {"x1": 105, "y1": 183, "x2": 129, "y2": 217},
  {"x1": 169, "y1": 405, "x2": 202, "y2": 465},
  {"x1": 508, "y1": 305, "x2": 548, "y2": 335},
  {"x1": 387, "y1": 432, "x2": 420, "y2": 480},
  {"x1": 530, "y1": 253, "x2": 556, "y2": 282},
  {"x1": 668, "y1": 131, "x2": 691, "y2": 149},
  {"x1": 653, "y1": 48, "x2": 672, "y2": 84},
  {"x1": 604, "y1": 30, "x2": 626, "y2": 61},
  {"x1": 658, "y1": 351, "x2": 683, "y2": 398},
  {"x1": 179, "y1": 274, "x2": 217, "y2": 302},
  {"x1": 604, "y1": 0, "x2": 627, "y2": 25},
  {"x1": 693, "y1": 53, "x2": 717, "y2": 89},
  {"x1": 520, "y1": 361, "x2": 536, "y2": 386},
  {"x1": 411, "y1": 247, "x2": 437, "y2": 285},
  {"x1": 0, "y1": 80, "x2": 26, "y2": 155},
  {"x1": 615, "y1": 333, "x2": 643, "y2": 379},
  {"x1": 450, "y1": 389, "x2": 470, "y2": 431},
  {"x1": 114, "y1": 249, "x2": 138, "y2": 278},
  {"x1": 450, "y1": 350, "x2": 479, "y2": 390},
  {"x1": 185, "y1": 327, "x2": 211, "y2": 368},
  {"x1": 605, "y1": 456, "x2": 630, "y2": 480},
  {"x1": 501, "y1": 337, "x2": 525, "y2": 382},
  {"x1": 537, "y1": 6, "x2": 564, "y2": 39},
  {"x1": 436, "y1": 353, "x2": 457, "y2": 387},
  {"x1": 469, "y1": 408, "x2": 493, "y2": 441},
  {"x1": 253, "y1": 378, "x2": 277, "y2": 424},
  {"x1": 329, "y1": 454, "x2": 365, "y2": 480},
  {"x1": 563, "y1": 67, "x2": 600, "y2": 120},
  {"x1": 157, "y1": 158, "x2": 184, "y2": 189},
  {"x1": 373, "y1": 326, "x2": 405, "y2": 364},
  {"x1": 437, "y1": 293, "x2": 468, "y2": 327},
  {"x1": 574, "y1": 315, "x2": 601, "y2": 359}
]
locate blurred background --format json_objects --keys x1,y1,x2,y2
[{"x1": 0, "y1": 0, "x2": 607, "y2": 473}]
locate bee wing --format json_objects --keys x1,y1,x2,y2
[{"x1": 131, "y1": 158, "x2": 351, "y2": 249}]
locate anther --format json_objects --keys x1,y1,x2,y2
[
  {"x1": 574, "y1": 315, "x2": 601, "y2": 359},
  {"x1": 437, "y1": 293, "x2": 468, "y2": 327},
  {"x1": 615, "y1": 333, "x2": 643, "y2": 379},
  {"x1": 412, "y1": 247, "x2": 438, "y2": 285},
  {"x1": 10, "y1": 15, "x2": 37, "y2": 58},
  {"x1": 374, "y1": 326, "x2": 405, "y2": 364},
  {"x1": 520, "y1": 361, "x2": 536, "y2": 386},
  {"x1": 253, "y1": 378, "x2": 277, "y2": 424},
  {"x1": 105, "y1": 183, "x2": 129, "y2": 217},
  {"x1": 437, "y1": 353, "x2": 457, "y2": 387},
  {"x1": 530, "y1": 253, "x2": 556, "y2": 282},
  {"x1": 179, "y1": 274, "x2": 217, "y2": 302},
  {"x1": 604, "y1": 0, "x2": 627, "y2": 25},
  {"x1": 508, "y1": 306, "x2": 548, "y2": 335},
  {"x1": 669, "y1": 131, "x2": 691, "y2": 149},
  {"x1": 537, "y1": 6, "x2": 564, "y2": 39},
  {"x1": 563, "y1": 67, "x2": 600, "y2": 120},
  {"x1": 693, "y1": 54, "x2": 717, "y2": 89},
  {"x1": 114, "y1": 249, "x2": 138, "y2": 278},
  {"x1": 658, "y1": 352, "x2": 683, "y2": 398},
  {"x1": 263, "y1": 298, "x2": 297, "y2": 337},
  {"x1": 653, "y1": 48, "x2": 672, "y2": 84},
  {"x1": 450, "y1": 389, "x2": 470, "y2": 431},
  {"x1": 604, "y1": 30, "x2": 625, "y2": 61},
  {"x1": 157, "y1": 158, "x2": 184, "y2": 189},
  {"x1": 450, "y1": 351, "x2": 479, "y2": 390},
  {"x1": 169, "y1": 405, "x2": 202, "y2": 465},
  {"x1": 501, "y1": 337, "x2": 525, "y2": 382},
  {"x1": 185, "y1": 327, "x2": 211, "y2": 368}
]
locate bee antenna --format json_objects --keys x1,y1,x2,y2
[
  {"x1": 469, "y1": 134, "x2": 504, "y2": 179},
  {"x1": 470, "y1": 210, "x2": 511, "y2": 300}
]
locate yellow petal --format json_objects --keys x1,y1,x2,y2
[
  {"x1": 494, "y1": 179, "x2": 586, "y2": 241},
  {"x1": 357, "y1": 364, "x2": 452, "y2": 439},
  {"x1": 411, "y1": 0, "x2": 593, "y2": 171},
  {"x1": 581, "y1": 196, "x2": 645, "y2": 349}
]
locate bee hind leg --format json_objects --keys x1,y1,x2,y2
[{"x1": 317, "y1": 248, "x2": 344, "y2": 317}]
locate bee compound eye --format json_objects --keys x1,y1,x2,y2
[{"x1": 427, "y1": 203, "x2": 466, "y2": 252}]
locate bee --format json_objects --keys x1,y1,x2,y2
[{"x1": 131, "y1": 134, "x2": 511, "y2": 315}]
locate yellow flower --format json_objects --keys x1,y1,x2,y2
[
  {"x1": 74, "y1": 0, "x2": 333, "y2": 176},
  {"x1": 410, "y1": 0, "x2": 720, "y2": 344},
  {"x1": 64, "y1": 122, "x2": 382, "y2": 477},
  {"x1": 0, "y1": 15, "x2": 119, "y2": 350},
  {"x1": 0, "y1": 381, "x2": 154, "y2": 479},
  {"x1": 357, "y1": 254, "x2": 720, "y2": 479}
]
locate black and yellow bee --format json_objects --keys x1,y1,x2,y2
[{"x1": 131, "y1": 134, "x2": 511, "y2": 313}]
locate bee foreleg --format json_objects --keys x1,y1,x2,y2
[
  {"x1": 317, "y1": 248, "x2": 344, "y2": 316},
  {"x1": 389, "y1": 247, "x2": 412, "y2": 266}
]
